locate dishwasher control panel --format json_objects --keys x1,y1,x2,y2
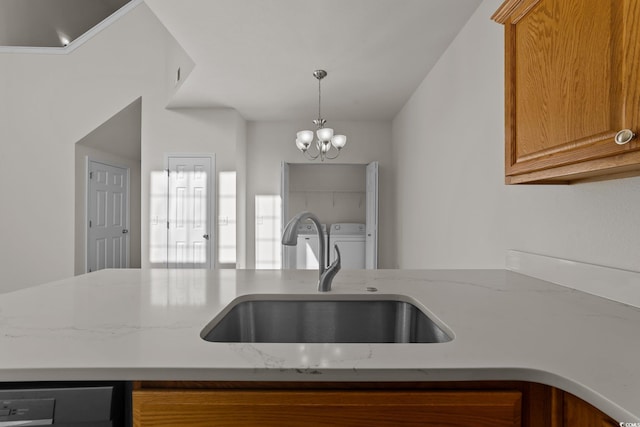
[
  {"x1": 0, "y1": 398, "x2": 54, "y2": 426},
  {"x1": 0, "y1": 383, "x2": 123, "y2": 427}
]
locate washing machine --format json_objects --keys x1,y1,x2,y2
[
  {"x1": 329, "y1": 223, "x2": 366, "y2": 269},
  {"x1": 294, "y1": 223, "x2": 328, "y2": 269}
]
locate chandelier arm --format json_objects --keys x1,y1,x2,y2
[
  {"x1": 323, "y1": 147, "x2": 341, "y2": 160},
  {"x1": 301, "y1": 141, "x2": 321, "y2": 160},
  {"x1": 303, "y1": 150, "x2": 319, "y2": 160}
]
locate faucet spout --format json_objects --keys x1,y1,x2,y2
[{"x1": 283, "y1": 211, "x2": 340, "y2": 291}]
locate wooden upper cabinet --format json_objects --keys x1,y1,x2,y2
[{"x1": 493, "y1": 0, "x2": 640, "y2": 184}]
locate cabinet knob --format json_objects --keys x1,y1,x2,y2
[{"x1": 614, "y1": 129, "x2": 636, "y2": 145}]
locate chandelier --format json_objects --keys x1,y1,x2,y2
[{"x1": 295, "y1": 70, "x2": 347, "y2": 161}]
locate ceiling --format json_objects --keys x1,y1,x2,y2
[
  {"x1": 144, "y1": 0, "x2": 482, "y2": 121},
  {"x1": 0, "y1": 0, "x2": 482, "y2": 121},
  {"x1": 0, "y1": 0, "x2": 130, "y2": 47}
]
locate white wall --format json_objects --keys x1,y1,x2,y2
[
  {"x1": 0, "y1": 4, "x2": 245, "y2": 292},
  {"x1": 0, "y1": 5, "x2": 157, "y2": 293},
  {"x1": 392, "y1": 0, "x2": 640, "y2": 275},
  {"x1": 246, "y1": 120, "x2": 393, "y2": 269}
]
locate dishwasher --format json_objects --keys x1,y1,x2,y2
[{"x1": 0, "y1": 381, "x2": 127, "y2": 427}]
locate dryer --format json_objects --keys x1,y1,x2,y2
[
  {"x1": 294, "y1": 223, "x2": 328, "y2": 269},
  {"x1": 329, "y1": 223, "x2": 365, "y2": 269}
]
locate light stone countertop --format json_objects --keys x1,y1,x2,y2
[{"x1": 0, "y1": 268, "x2": 638, "y2": 421}]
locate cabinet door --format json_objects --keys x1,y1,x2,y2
[
  {"x1": 494, "y1": 0, "x2": 640, "y2": 183},
  {"x1": 133, "y1": 390, "x2": 521, "y2": 427},
  {"x1": 563, "y1": 392, "x2": 618, "y2": 427}
]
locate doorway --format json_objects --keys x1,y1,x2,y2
[
  {"x1": 166, "y1": 155, "x2": 216, "y2": 268},
  {"x1": 87, "y1": 160, "x2": 130, "y2": 272},
  {"x1": 74, "y1": 98, "x2": 142, "y2": 275},
  {"x1": 280, "y1": 161, "x2": 378, "y2": 270}
]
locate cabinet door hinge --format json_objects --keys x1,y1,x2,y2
[{"x1": 89, "y1": 171, "x2": 93, "y2": 179}]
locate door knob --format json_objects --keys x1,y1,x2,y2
[
  {"x1": 122, "y1": 229, "x2": 129, "y2": 234},
  {"x1": 614, "y1": 129, "x2": 636, "y2": 145},
  {"x1": 203, "y1": 234, "x2": 210, "y2": 240}
]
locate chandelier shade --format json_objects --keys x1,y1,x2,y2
[
  {"x1": 332, "y1": 134, "x2": 347, "y2": 149},
  {"x1": 296, "y1": 70, "x2": 346, "y2": 161},
  {"x1": 317, "y1": 127, "x2": 334, "y2": 142},
  {"x1": 296, "y1": 130, "x2": 314, "y2": 147}
]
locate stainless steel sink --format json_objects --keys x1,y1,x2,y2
[{"x1": 201, "y1": 296, "x2": 452, "y2": 344}]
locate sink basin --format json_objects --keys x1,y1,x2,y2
[{"x1": 201, "y1": 296, "x2": 452, "y2": 344}]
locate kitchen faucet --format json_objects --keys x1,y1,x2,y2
[{"x1": 282, "y1": 211, "x2": 341, "y2": 292}]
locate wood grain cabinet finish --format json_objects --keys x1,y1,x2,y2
[
  {"x1": 132, "y1": 389, "x2": 522, "y2": 427},
  {"x1": 493, "y1": 0, "x2": 640, "y2": 184},
  {"x1": 131, "y1": 381, "x2": 622, "y2": 427},
  {"x1": 561, "y1": 392, "x2": 619, "y2": 427}
]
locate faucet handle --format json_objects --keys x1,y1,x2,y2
[
  {"x1": 331, "y1": 244, "x2": 341, "y2": 268},
  {"x1": 318, "y1": 244, "x2": 341, "y2": 292}
]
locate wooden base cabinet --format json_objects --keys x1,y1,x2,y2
[
  {"x1": 132, "y1": 381, "x2": 619, "y2": 427},
  {"x1": 561, "y1": 391, "x2": 619, "y2": 427},
  {"x1": 133, "y1": 389, "x2": 521, "y2": 427}
]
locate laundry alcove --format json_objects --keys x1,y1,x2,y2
[{"x1": 281, "y1": 162, "x2": 378, "y2": 270}]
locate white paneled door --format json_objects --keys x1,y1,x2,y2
[
  {"x1": 87, "y1": 161, "x2": 129, "y2": 272},
  {"x1": 167, "y1": 156, "x2": 214, "y2": 268}
]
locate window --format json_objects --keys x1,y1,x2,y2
[
  {"x1": 255, "y1": 195, "x2": 281, "y2": 269},
  {"x1": 218, "y1": 171, "x2": 236, "y2": 265}
]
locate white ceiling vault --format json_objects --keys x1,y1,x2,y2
[
  {"x1": 0, "y1": 0, "x2": 482, "y2": 121},
  {"x1": 144, "y1": 0, "x2": 482, "y2": 121}
]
